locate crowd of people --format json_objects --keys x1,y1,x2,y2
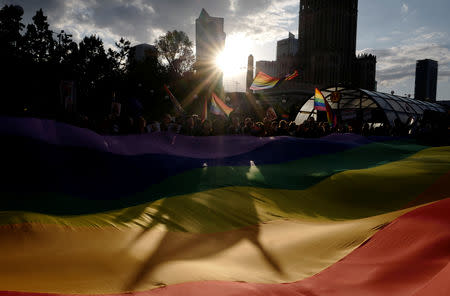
[{"x1": 61, "y1": 109, "x2": 449, "y2": 145}]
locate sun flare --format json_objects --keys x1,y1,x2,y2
[{"x1": 215, "y1": 33, "x2": 252, "y2": 78}]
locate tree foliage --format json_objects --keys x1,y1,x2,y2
[
  {"x1": 108, "y1": 38, "x2": 131, "y2": 76},
  {"x1": 156, "y1": 30, "x2": 194, "y2": 78},
  {"x1": 23, "y1": 9, "x2": 55, "y2": 63},
  {"x1": 0, "y1": 5, "x2": 24, "y2": 58}
]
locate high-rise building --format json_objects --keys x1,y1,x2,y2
[
  {"x1": 195, "y1": 9, "x2": 226, "y2": 94},
  {"x1": 255, "y1": 61, "x2": 278, "y2": 77},
  {"x1": 246, "y1": 55, "x2": 254, "y2": 92},
  {"x1": 414, "y1": 59, "x2": 438, "y2": 102},
  {"x1": 277, "y1": 32, "x2": 299, "y2": 60},
  {"x1": 254, "y1": 33, "x2": 298, "y2": 79},
  {"x1": 354, "y1": 54, "x2": 377, "y2": 90},
  {"x1": 298, "y1": 0, "x2": 370, "y2": 88},
  {"x1": 254, "y1": 0, "x2": 376, "y2": 104},
  {"x1": 195, "y1": 9, "x2": 226, "y2": 68}
]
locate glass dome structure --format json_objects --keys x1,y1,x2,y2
[{"x1": 296, "y1": 86, "x2": 446, "y2": 125}]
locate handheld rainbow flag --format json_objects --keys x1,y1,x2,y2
[
  {"x1": 1, "y1": 116, "x2": 450, "y2": 296},
  {"x1": 326, "y1": 100, "x2": 337, "y2": 127},
  {"x1": 314, "y1": 88, "x2": 336, "y2": 127},
  {"x1": 314, "y1": 88, "x2": 327, "y2": 111},
  {"x1": 250, "y1": 72, "x2": 280, "y2": 90},
  {"x1": 163, "y1": 84, "x2": 185, "y2": 115},
  {"x1": 250, "y1": 70, "x2": 299, "y2": 91},
  {"x1": 210, "y1": 95, "x2": 223, "y2": 116},
  {"x1": 210, "y1": 92, "x2": 234, "y2": 117},
  {"x1": 201, "y1": 96, "x2": 208, "y2": 122},
  {"x1": 284, "y1": 70, "x2": 299, "y2": 81}
]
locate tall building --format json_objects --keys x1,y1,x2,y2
[
  {"x1": 298, "y1": 0, "x2": 371, "y2": 88},
  {"x1": 195, "y1": 9, "x2": 226, "y2": 94},
  {"x1": 354, "y1": 54, "x2": 377, "y2": 90},
  {"x1": 277, "y1": 32, "x2": 298, "y2": 60},
  {"x1": 255, "y1": 61, "x2": 278, "y2": 77},
  {"x1": 195, "y1": 9, "x2": 226, "y2": 68},
  {"x1": 414, "y1": 59, "x2": 438, "y2": 102},
  {"x1": 246, "y1": 55, "x2": 254, "y2": 92},
  {"x1": 254, "y1": 33, "x2": 298, "y2": 79},
  {"x1": 276, "y1": 33, "x2": 299, "y2": 78}
]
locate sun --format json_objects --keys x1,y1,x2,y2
[{"x1": 215, "y1": 33, "x2": 252, "y2": 78}]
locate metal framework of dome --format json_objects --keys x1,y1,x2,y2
[{"x1": 296, "y1": 86, "x2": 446, "y2": 125}]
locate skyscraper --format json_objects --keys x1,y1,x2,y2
[
  {"x1": 195, "y1": 9, "x2": 226, "y2": 69},
  {"x1": 355, "y1": 54, "x2": 377, "y2": 90},
  {"x1": 298, "y1": 0, "x2": 362, "y2": 87},
  {"x1": 195, "y1": 9, "x2": 226, "y2": 94},
  {"x1": 414, "y1": 59, "x2": 438, "y2": 102},
  {"x1": 254, "y1": 33, "x2": 298, "y2": 79},
  {"x1": 277, "y1": 32, "x2": 299, "y2": 60}
]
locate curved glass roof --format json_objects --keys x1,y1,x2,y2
[{"x1": 296, "y1": 86, "x2": 446, "y2": 125}]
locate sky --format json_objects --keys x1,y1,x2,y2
[{"x1": 2, "y1": 0, "x2": 449, "y2": 99}]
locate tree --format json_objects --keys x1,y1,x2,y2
[
  {"x1": 0, "y1": 5, "x2": 25, "y2": 114},
  {"x1": 0, "y1": 5, "x2": 25, "y2": 58},
  {"x1": 54, "y1": 30, "x2": 78, "y2": 65},
  {"x1": 155, "y1": 30, "x2": 194, "y2": 78},
  {"x1": 108, "y1": 37, "x2": 131, "y2": 77},
  {"x1": 77, "y1": 35, "x2": 110, "y2": 82},
  {"x1": 75, "y1": 35, "x2": 125, "y2": 117},
  {"x1": 23, "y1": 9, "x2": 55, "y2": 63}
]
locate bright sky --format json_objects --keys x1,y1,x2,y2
[{"x1": 3, "y1": 0, "x2": 449, "y2": 99}]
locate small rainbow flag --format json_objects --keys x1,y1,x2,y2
[
  {"x1": 284, "y1": 70, "x2": 299, "y2": 81},
  {"x1": 211, "y1": 92, "x2": 233, "y2": 117},
  {"x1": 314, "y1": 88, "x2": 327, "y2": 111},
  {"x1": 314, "y1": 88, "x2": 336, "y2": 127}
]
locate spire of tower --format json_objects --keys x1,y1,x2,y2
[
  {"x1": 246, "y1": 55, "x2": 255, "y2": 92},
  {"x1": 199, "y1": 8, "x2": 210, "y2": 18}
]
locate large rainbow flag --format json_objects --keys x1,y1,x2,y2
[{"x1": 1, "y1": 116, "x2": 450, "y2": 296}]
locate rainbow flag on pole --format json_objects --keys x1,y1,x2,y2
[
  {"x1": 201, "y1": 96, "x2": 208, "y2": 122},
  {"x1": 250, "y1": 70, "x2": 299, "y2": 91},
  {"x1": 314, "y1": 88, "x2": 327, "y2": 111},
  {"x1": 250, "y1": 71, "x2": 280, "y2": 90},
  {"x1": 284, "y1": 70, "x2": 299, "y2": 81},
  {"x1": 210, "y1": 92, "x2": 233, "y2": 117},
  {"x1": 1, "y1": 116, "x2": 450, "y2": 296},
  {"x1": 314, "y1": 88, "x2": 336, "y2": 127},
  {"x1": 163, "y1": 84, "x2": 185, "y2": 115}
]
